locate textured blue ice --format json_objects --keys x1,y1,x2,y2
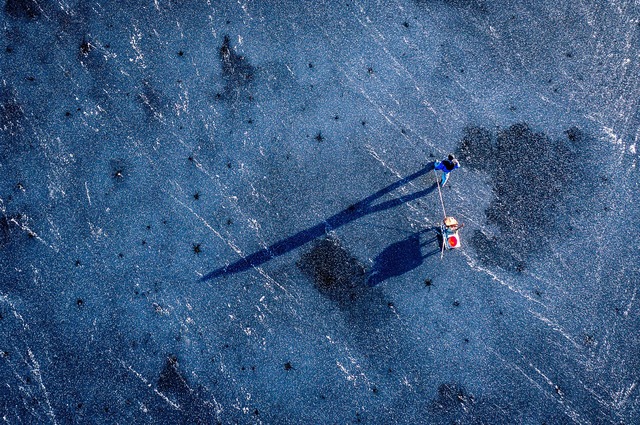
[{"x1": 1, "y1": 0, "x2": 639, "y2": 423}]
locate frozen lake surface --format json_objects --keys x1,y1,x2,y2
[{"x1": 1, "y1": 0, "x2": 639, "y2": 423}]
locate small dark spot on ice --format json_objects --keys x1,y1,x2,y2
[
  {"x1": 113, "y1": 169, "x2": 123, "y2": 179},
  {"x1": 334, "y1": 115, "x2": 339, "y2": 120},
  {"x1": 247, "y1": 119, "x2": 253, "y2": 124},
  {"x1": 1, "y1": 351, "x2": 9, "y2": 358},
  {"x1": 284, "y1": 361, "x2": 294, "y2": 371},
  {"x1": 565, "y1": 127, "x2": 582, "y2": 142},
  {"x1": 141, "y1": 240, "x2": 147, "y2": 245},
  {"x1": 565, "y1": 52, "x2": 573, "y2": 58},
  {"x1": 453, "y1": 300, "x2": 460, "y2": 307},
  {"x1": 226, "y1": 20, "x2": 231, "y2": 24},
  {"x1": 459, "y1": 68, "x2": 464, "y2": 73},
  {"x1": 65, "y1": 111, "x2": 71, "y2": 117},
  {"x1": 25, "y1": 76, "x2": 35, "y2": 82},
  {"x1": 367, "y1": 67, "x2": 374, "y2": 74},
  {"x1": 178, "y1": 50, "x2": 184, "y2": 56},
  {"x1": 193, "y1": 244, "x2": 201, "y2": 254},
  {"x1": 5, "y1": 0, "x2": 41, "y2": 20},
  {"x1": 401, "y1": 128, "x2": 407, "y2": 135},
  {"x1": 241, "y1": 366, "x2": 245, "y2": 371},
  {"x1": 27, "y1": 232, "x2": 35, "y2": 239},
  {"x1": 372, "y1": 386, "x2": 379, "y2": 394},
  {"x1": 464, "y1": 338, "x2": 469, "y2": 343},
  {"x1": 76, "y1": 298, "x2": 84, "y2": 307},
  {"x1": 534, "y1": 289, "x2": 542, "y2": 297},
  {"x1": 251, "y1": 366, "x2": 256, "y2": 371},
  {"x1": 75, "y1": 260, "x2": 81, "y2": 267},
  {"x1": 193, "y1": 192, "x2": 200, "y2": 200},
  {"x1": 76, "y1": 403, "x2": 83, "y2": 409},
  {"x1": 226, "y1": 218, "x2": 233, "y2": 225},
  {"x1": 308, "y1": 62, "x2": 314, "y2": 68},
  {"x1": 387, "y1": 302, "x2": 394, "y2": 308},
  {"x1": 226, "y1": 162, "x2": 232, "y2": 168},
  {"x1": 80, "y1": 37, "x2": 92, "y2": 56},
  {"x1": 315, "y1": 132, "x2": 324, "y2": 142},
  {"x1": 253, "y1": 409, "x2": 259, "y2": 416},
  {"x1": 6, "y1": 47, "x2": 13, "y2": 53},
  {"x1": 403, "y1": 21, "x2": 409, "y2": 28},
  {"x1": 361, "y1": 120, "x2": 366, "y2": 126},
  {"x1": 103, "y1": 406, "x2": 109, "y2": 413},
  {"x1": 118, "y1": 253, "x2": 124, "y2": 258},
  {"x1": 215, "y1": 93, "x2": 222, "y2": 100}
]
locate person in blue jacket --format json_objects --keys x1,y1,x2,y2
[{"x1": 433, "y1": 154, "x2": 460, "y2": 186}]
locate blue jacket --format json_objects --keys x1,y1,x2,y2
[{"x1": 435, "y1": 159, "x2": 459, "y2": 173}]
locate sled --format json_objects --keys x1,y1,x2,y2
[{"x1": 440, "y1": 216, "x2": 462, "y2": 250}]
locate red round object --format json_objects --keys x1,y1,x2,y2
[{"x1": 448, "y1": 236, "x2": 458, "y2": 247}]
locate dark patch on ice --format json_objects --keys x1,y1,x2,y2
[
  {"x1": 138, "y1": 80, "x2": 167, "y2": 121},
  {"x1": 298, "y1": 237, "x2": 367, "y2": 305},
  {"x1": 157, "y1": 355, "x2": 189, "y2": 395},
  {"x1": 4, "y1": 0, "x2": 41, "y2": 20},
  {"x1": 456, "y1": 123, "x2": 576, "y2": 269},
  {"x1": 416, "y1": 0, "x2": 488, "y2": 14},
  {"x1": 430, "y1": 383, "x2": 478, "y2": 419},
  {"x1": 0, "y1": 87, "x2": 25, "y2": 139},
  {"x1": 219, "y1": 35, "x2": 255, "y2": 104},
  {"x1": 0, "y1": 215, "x2": 11, "y2": 248},
  {"x1": 366, "y1": 228, "x2": 440, "y2": 286},
  {"x1": 110, "y1": 159, "x2": 127, "y2": 182},
  {"x1": 469, "y1": 230, "x2": 525, "y2": 271},
  {"x1": 79, "y1": 36, "x2": 93, "y2": 57},
  {"x1": 156, "y1": 355, "x2": 214, "y2": 423}
]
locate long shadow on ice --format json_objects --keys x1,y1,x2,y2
[
  {"x1": 202, "y1": 164, "x2": 437, "y2": 281},
  {"x1": 366, "y1": 227, "x2": 441, "y2": 287}
]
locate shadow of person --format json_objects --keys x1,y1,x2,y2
[
  {"x1": 366, "y1": 227, "x2": 440, "y2": 287},
  {"x1": 202, "y1": 163, "x2": 437, "y2": 281}
]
